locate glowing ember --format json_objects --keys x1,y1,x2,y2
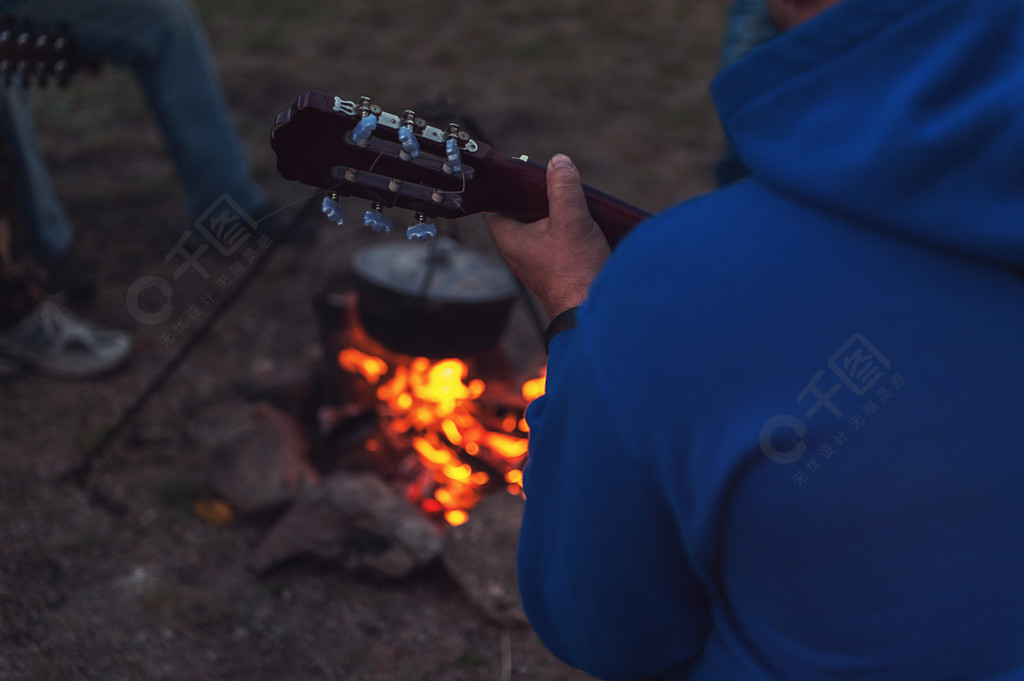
[
  {"x1": 445, "y1": 509, "x2": 470, "y2": 527},
  {"x1": 340, "y1": 348, "x2": 544, "y2": 526},
  {"x1": 338, "y1": 348, "x2": 389, "y2": 384},
  {"x1": 521, "y1": 371, "x2": 546, "y2": 402}
]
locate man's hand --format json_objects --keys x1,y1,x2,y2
[{"x1": 486, "y1": 154, "x2": 611, "y2": 321}]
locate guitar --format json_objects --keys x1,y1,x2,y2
[
  {"x1": 0, "y1": 18, "x2": 81, "y2": 88},
  {"x1": 270, "y1": 91, "x2": 649, "y2": 246}
]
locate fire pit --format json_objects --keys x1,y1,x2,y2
[
  {"x1": 314, "y1": 284, "x2": 544, "y2": 527},
  {"x1": 204, "y1": 240, "x2": 544, "y2": 595}
]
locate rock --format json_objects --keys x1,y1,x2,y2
[
  {"x1": 240, "y1": 355, "x2": 321, "y2": 419},
  {"x1": 183, "y1": 400, "x2": 257, "y2": 450},
  {"x1": 209, "y1": 405, "x2": 319, "y2": 516},
  {"x1": 442, "y1": 491, "x2": 528, "y2": 627},
  {"x1": 248, "y1": 472, "x2": 443, "y2": 579}
]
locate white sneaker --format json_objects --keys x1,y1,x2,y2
[{"x1": 0, "y1": 299, "x2": 132, "y2": 378}]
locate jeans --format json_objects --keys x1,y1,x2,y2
[{"x1": 0, "y1": 0, "x2": 265, "y2": 263}]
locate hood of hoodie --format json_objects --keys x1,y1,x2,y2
[{"x1": 712, "y1": 0, "x2": 1024, "y2": 269}]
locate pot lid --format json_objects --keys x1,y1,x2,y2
[{"x1": 352, "y1": 238, "x2": 518, "y2": 304}]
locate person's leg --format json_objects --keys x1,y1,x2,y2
[
  {"x1": 0, "y1": 249, "x2": 46, "y2": 331},
  {"x1": 0, "y1": 87, "x2": 74, "y2": 263},
  {"x1": 0, "y1": 126, "x2": 130, "y2": 378},
  {"x1": 15, "y1": 0, "x2": 266, "y2": 220}
]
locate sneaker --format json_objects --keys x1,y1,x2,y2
[{"x1": 0, "y1": 299, "x2": 132, "y2": 378}]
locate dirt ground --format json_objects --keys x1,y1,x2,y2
[{"x1": 1, "y1": 1, "x2": 729, "y2": 679}]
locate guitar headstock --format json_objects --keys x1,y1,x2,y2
[
  {"x1": 0, "y1": 17, "x2": 79, "y2": 88},
  {"x1": 271, "y1": 91, "x2": 649, "y2": 245},
  {"x1": 271, "y1": 91, "x2": 551, "y2": 241}
]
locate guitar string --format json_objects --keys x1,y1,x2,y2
[
  {"x1": 262, "y1": 136, "x2": 471, "y2": 230},
  {"x1": 250, "y1": 180, "x2": 347, "y2": 230},
  {"x1": 364, "y1": 139, "x2": 470, "y2": 210}
]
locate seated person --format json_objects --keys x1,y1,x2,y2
[
  {"x1": 0, "y1": 0, "x2": 270, "y2": 295},
  {"x1": 488, "y1": 0, "x2": 1024, "y2": 678}
]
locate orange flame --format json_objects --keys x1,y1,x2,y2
[
  {"x1": 341, "y1": 349, "x2": 544, "y2": 525},
  {"x1": 445, "y1": 509, "x2": 470, "y2": 526},
  {"x1": 521, "y1": 370, "x2": 546, "y2": 402},
  {"x1": 338, "y1": 349, "x2": 389, "y2": 384}
]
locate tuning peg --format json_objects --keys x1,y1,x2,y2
[
  {"x1": 363, "y1": 202, "x2": 393, "y2": 233},
  {"x1": 351, "y1": 113, "x2": 378, "y2": 146},
  {"x1": 396, "y1": 110, "x2": 420, "y2": 161},
  {"x1": 443, "y1": 137, "x2": 463, "y2": 175},
  {"x1": 54, "y1": 59, "x2": 71, "y2": 88},
  {"x1": 350, "y1": 96, "x2": 378, "y2": 147},
  {"x1": 16, "y1": 60, "x2": 31, "y2": 88},
  {"x1": 406, "y1": 213, "x2": 437, "y2": 242},
  {"x1": 397, "y1": 126, "x2": 420, "y2": 161},
  {"x1": 321, "y1": 193, "x2": 345, "y2": 225}
]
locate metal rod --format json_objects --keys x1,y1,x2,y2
[{"x1": 59, "y1": 196, "x2": 319, "y2": 495}]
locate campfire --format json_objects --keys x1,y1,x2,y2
[
  {"x1": 331, "y1": 302, "x2": 545, "y2": 527},
  {"x1": 201, "y1": 283, "x2": 546, "y2": 596}
]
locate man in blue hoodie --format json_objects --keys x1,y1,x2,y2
[{"x1": 488, "y1": 0, "x2": 1024, "y2": 679}]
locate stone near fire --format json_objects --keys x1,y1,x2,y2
[
  {"x1": 442, "y1": 491, "x2": 528, "y2": 627},
  {"x1": 248, "y1": 471, "x2": 444, "y2": 579},
  {"x1": 208, "y1": 405, "x2": 319, "y2": 516}
]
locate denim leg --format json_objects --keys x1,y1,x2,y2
[
  {"x1": 4, "y1": 0, "x2": 265, "y2": 258},
  {"x1": 0, "y1": 87, "x2": 73, "y2": 263}
]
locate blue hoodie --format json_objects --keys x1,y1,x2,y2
[{"x1": 517, "y1": 1, "x2": 1024, "y2": 679}]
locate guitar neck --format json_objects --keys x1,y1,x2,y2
[
  {"x1": 584, "y1": 186, "x2": 651, "y2": 248},
  {"x1": 474, "y1": 149, "x2": 649, "y2": 248}
]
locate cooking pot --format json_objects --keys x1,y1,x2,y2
[{"x1": 351, "y1": 238, "x2": 519, "y2": 358}]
